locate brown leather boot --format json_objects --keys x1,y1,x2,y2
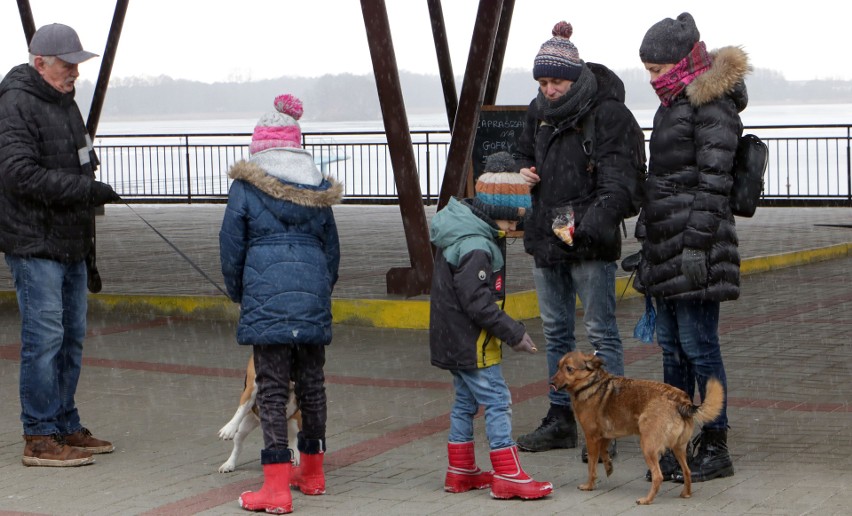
[
  {"x1": 64, "y1": 428, "x2": 114, "y2": 454},
  {"x1": 23, "y1": 434, "x2": 95, "y2": 467}
]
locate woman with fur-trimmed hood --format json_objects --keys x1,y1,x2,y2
[
  {"x1": 634, "y1": 12, "x2": 750, "y2": 486},
  {"x1": 219, "y1": 94, "x2": 341, "y2": 514}
]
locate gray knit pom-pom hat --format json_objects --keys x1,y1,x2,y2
[{"x1": 639, "y1": 12, "x2": 700, "y2": 64}]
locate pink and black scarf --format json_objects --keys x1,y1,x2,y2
[{"x1": 651, "y1": 41, "x2": 713, "y2": 107}]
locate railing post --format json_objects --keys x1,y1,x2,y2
[
  {"x1": 425, "y1": 132, "x2": 432, "y2": 204},
  {"x1": 184, "y1": 136, "x2": 192, "y2": 203},
  {"x1": 847, "y1": 126, "x2": 851, "y2": 205}
]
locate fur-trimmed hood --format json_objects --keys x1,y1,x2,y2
[
  {"x1": 687, "y1": 46, "x2": 750, "y2": 109},
  {"x1": 228, "y1": 160, "x2": 343, "y2": 208}
]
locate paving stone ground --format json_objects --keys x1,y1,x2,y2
[{"x1": 0, "y1": 205, "x2": 850, "y2": 515}]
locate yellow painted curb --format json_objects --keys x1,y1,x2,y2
[
  {"x1": 88, "y1": 293, "x2": 241, "y2": 319},
  {"x1": 739, "y1": 242, "x2": 851, "y2": 275},
  {"x1": 332, "y1": 297, "x2": 430, "y2": 330},
  {"x1": 1, "y1": 243, "x2": 849, "y2": 329},
  {"x1": 334, "y1": 242, "x2": 851, "y2": 329}
]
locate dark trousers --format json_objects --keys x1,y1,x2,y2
[{"x1": 253, "y1": 344, "x2": 327, "y2": 451}]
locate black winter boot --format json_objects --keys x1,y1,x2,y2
[
  {"x1": 645, "y1": 448, "x2": 683, "y2": 481},
  {"x1": 581, "y1": 439, "x2": 617, "y2": 463},
  {"x1": 516, "y1": 404, "x2": 577, "y2": 452},
  {"x1": 674, "y1": 428, "x2": 734, "y2": 483}
]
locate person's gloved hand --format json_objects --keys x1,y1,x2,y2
[
  {"x1": 681, "y1": 247, "x2": 707, "y2": 287},
  {"x1": 511, "y1": 333, "x2": 538, "y2": 354},
  {"x1": 90, "y1": 181, "x2": 121, "y2": 206}
]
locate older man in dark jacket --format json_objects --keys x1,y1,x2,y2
[
  {"x1": 514, "y1": 22, "x2": 646, "y2": 458},
  {"x1": 0, "y1": 23, "x2": 120, "y2": 467}
]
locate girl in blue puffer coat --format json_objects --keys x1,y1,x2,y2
[{"x1": 219, "y1": 94, "x2": 342, "y2": 514}]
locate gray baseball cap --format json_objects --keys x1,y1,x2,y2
[{"x1": 29, "y1": 23, "x2": 98, "y2": 64}]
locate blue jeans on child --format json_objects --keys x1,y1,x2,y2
[
  {"x1": 5, "y1": 256, "x2": 88, "y2": 436},
  {"x1": 448, "y1": 365, "x2": 513, "y2": 450},
  {"x1": 533, "y1": 260, "x2": 624, "y2": 407},
  {"x1": 655, "y1": 297, "x2": 728, "y2": 430}
]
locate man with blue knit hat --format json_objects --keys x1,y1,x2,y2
[{"x1": 514, "y1": 21, "x2": 647, "y2": 461}]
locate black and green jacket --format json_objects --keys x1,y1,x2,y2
[{"x1": 428, "y1": 198, "x2": 526, "y2": 370}]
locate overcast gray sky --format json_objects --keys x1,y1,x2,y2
[{"x1": 2, "y1": 1, "x2": 850, "y2": 83}]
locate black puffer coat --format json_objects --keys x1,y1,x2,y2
[
  {"x1": 0, "y1": 64, "x2": 100, "y2": 263},
  {"x1": 635, "y1": 46, "x2": 750, "y2": 301},
  {"x1": 516, "y1": 63, "x2": 645, "y2": 268}
]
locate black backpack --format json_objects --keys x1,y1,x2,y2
[
  {"x1": 581, "y1": 108, "x2": 647, "y2": 220},
  {"x1": 729, "y1": 133, "x2": 769, "y2": 217}
]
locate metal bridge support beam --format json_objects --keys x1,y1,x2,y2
[
  {"x1": 15, "y1": 0, "x2": 36, "y2": 41},
  {"x1": 484, "y1": 0, "x2": 514, "y2": 105},
  {"x1": 361, "y1": 0, "x2": 434, "y2": 297},
  {"x1": 427, "y1": 0, "x2": 458, "y2": 131},
  {"x1": 437, "y1": 0, "x2": 505, "y2": 209},
  {"x1": 87, "y1": 0, "x2": 130, "y2": 138}
]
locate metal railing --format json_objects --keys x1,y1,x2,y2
[
  {"x1": 94, "y1": 125, "x2": 852, "y2": 206},
  {"x1": 94, "y1": 130, "x2": 451, "y2": 204},
  {"x1": 749, "y1": 125, "x2": 852, "y2": 206}
]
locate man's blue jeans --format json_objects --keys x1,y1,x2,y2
[
  {"x1": 448, "y1": 365, "x2": 514, "y2": 450},
  {"x1": 655, "y1": 297, "x2": 728, "y2": 430},
  {"x1": 533, "y1": 260, "x2": 624, "y2": 407},
  {"x1": 5, "y1": 256, "x2": 88, "y2": 436}
]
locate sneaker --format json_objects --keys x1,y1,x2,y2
[
  {"x1": 23, "y1": 434, "x2": 95, "y2": 467},
  {"x1": 516, "y1": 406, "x2": 578, "y2": 452},
  {"x1": 64, "y1": 428, "x2": 114, "y2": 454},
  {"x1": 581, "y1": 440, "x2": 617, "y2": 463}
]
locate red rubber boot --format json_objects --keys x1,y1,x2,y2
[
  {"x1": 489, "y1": 445, "x2": 553, "y2": 500},
  {"x1": 239, "y1": 462, "x2": 292, "y2": 514},
  {"x1": 444, "y1": 441, "x2": 493, "y2": 493},
  {"x1": 290, "y1": 452, "x2": 325, "y2": 495}
]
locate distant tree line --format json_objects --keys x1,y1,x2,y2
[{"x1": 3, "y1": 68, "x2": 850, "y2": 124}]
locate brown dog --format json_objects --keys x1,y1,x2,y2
[
  {"x1": 550, "y1": 351, "x2": 723, "y2": 505},
  {"x1": 217, "y1": 356, "x2": 302, "y2": 473}
]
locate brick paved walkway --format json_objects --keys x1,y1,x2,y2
[{"x1": 0, "y1": 206, "x2": 850, "y2": 515}]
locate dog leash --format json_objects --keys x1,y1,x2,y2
[
  {"x1": 123, "y1": 203, "x2": 230, "y2": 297},
  {"x1": 619, "y1": 270, "x2": 636, "y2": 301}
]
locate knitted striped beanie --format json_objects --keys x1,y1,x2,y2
[
  {"x1": 474, "y1": 152, "x2": 531, "y2": 217},
  {"x1": 250, "y1": 94, "x2": 304, "y2": 155},
  {"x1": 533, "y1": 21, "x2": 583, "y2": 81}
]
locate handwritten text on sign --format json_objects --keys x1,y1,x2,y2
[{"x1": 472, "y1": 105, "x2": 527, "y2": 178}]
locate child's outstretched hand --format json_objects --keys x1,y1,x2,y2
[{"x1": 512, "y1": 333, "x2": 538, "y2": 354}]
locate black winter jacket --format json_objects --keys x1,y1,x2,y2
[
  {"x1": 635, "y1": 47, "x2": 750, "y2": 302},
  {"x1": 0, "y1": 64, "x2": 100, "y2": 263},
  {"x1": 516, "y1": 63, "x2": 645, "y2": 268}
]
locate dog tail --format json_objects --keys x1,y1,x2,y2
[{"x1": 692, "y1": 378, "x2": 725, "y2": 426}]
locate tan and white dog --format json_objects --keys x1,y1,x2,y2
[{"x1": 218, "y1": 356, "x2": 302, "y2": 473}]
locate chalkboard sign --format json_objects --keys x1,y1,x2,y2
[{"x1": 471, "y1": 105, "x2": 528, "y2": 179}]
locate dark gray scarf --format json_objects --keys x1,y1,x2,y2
[{"x1": 535, "y1": 64, "x2": 598, "y2": 127}]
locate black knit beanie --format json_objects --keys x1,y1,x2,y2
[{"x1": 639, "y1": 12, "x2": 700, "y2": 64}]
